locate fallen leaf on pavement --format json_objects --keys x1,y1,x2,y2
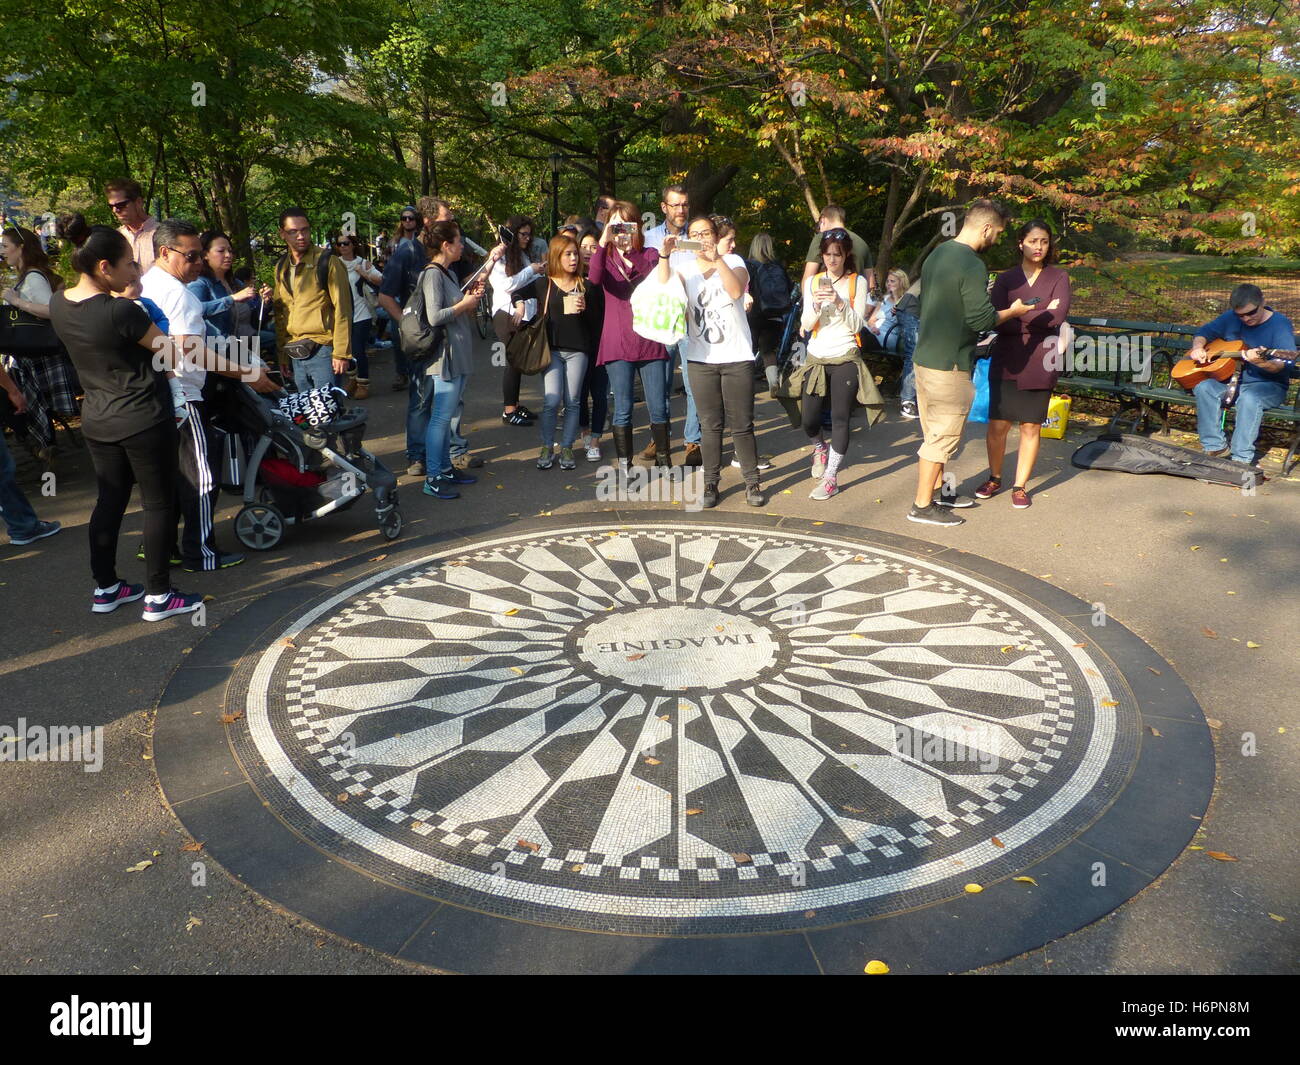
[
  {"x1": 864, "y1": 960, "x2": 890, "y2": 974},
  {"x1": 336, "y1": 792, "x2": 349, "y2": 803},
  {"x1": 185, "y1": 916, "x2": 202, "y2": 933},
  {"x1": 1206, "y1": 851, "x2": 1239, "y2": 862},
  {"x1": 991, "y1": 836, "x2": 1005, "y2": 848},
  {"x1": 281, "y1": 638, "x2": 296, "y2": 648},
  {"x1": 626, "y1": 653, "x2": 646, "y2": 661},
  {"x1": 1146, "y1": 725, "x2": 1161, "y2": 737},
  {"x1": 219, "y1": 711, "x2": 243, "y2": 724},
  {"x1": 1206, "y1": 718, "x2": 1223, "y2": 729},
  {"x1": 644, "y1": 757, "x2": 661, "y2": 766},
  {"x1": 731, "y1": 852, "x2": 752, "y2": 864},
  {"x1": 503, "y1": 608, "x2": 519, "y2": 616},
  {"x1": 125, "y1": 861, "x2": 153, "y2": 873},
  {"x1": 517, "y1": 840, "x2": 540, "y2": 852},
  {"x1": 1202, "y1": 627, "x2": 1218, "y2": 639},
  {"x1": 685, "y1": 808, "x2": 703, "y2": 816},
  {"x1": 1246, "y1": 641, "x2": 1261, "y2": 649},
  {"x1": 370, "y1": 554, "x2": 388, "y2": 562},
  {"x1": 1269, "y1": 914, "x2": 1286, "y2": 922},
  {"x1": 1147, "y1": 666, "x2": 1162, "y2": 675},
  {"x1": 181, "y1": 841, "x2": 204, "y2": 853},
  {"x1": 1013, "y1": 876, "x2": 1038, "y2": 885},
  {"x1": 964, "y1": 883, "x2": 983, "y2": 893}
]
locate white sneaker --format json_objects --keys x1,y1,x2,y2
[
  {"x1": 585, "y1": 438, "x2": 602, "y2": 462},
  {"x1": 731, "y1": 456, "x2": 774, "y2": 470}
]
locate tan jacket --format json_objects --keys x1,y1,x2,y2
[{"x1": 273, "y1": 247, "x2": 352, "y2": 356}]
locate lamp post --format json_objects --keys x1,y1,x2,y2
[{"x1": 549, "y1": 153, "x2": 562, "y2": 236}]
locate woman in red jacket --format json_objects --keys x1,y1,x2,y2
[{"x1": 976, "y1": 221, "x2": 1070, "y2": 509}]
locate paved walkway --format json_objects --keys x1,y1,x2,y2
[{"x1": 2, "y1": 348, "x2": 1295, "y2": 974}]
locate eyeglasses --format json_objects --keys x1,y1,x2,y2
[
  {"x1": 166, "y1": 246, "x2": 204, "y2": 264},
  {"x1": 687, "y1": 230, "x2": 714, "y2": 240},
  {"x1": 109, "y1": 199, "x2": 134, "y2": 211}
]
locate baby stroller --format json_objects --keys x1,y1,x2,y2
[{"x1": 208, "y1": 380, "x2": 402, "y2": 551}]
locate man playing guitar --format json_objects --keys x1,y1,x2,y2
[{"x1": 1186, "y1": 284, "x2": 1296, "y2": 463}]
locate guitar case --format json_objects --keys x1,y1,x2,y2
[{"x1": 1071, "y1": 431, "x2": 1259, "y2": 486}]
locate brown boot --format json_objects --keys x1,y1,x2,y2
[
  {"x1": 353, "y1": 378, "x2": 370, "y2": 400},
  {"x1": 682, "y1": 442, "x2": 702, "y2": 467},
  {"x1": 640, "y1": 438, "x2": 658, "y2": 461},
  {"x1": 344, "y1": 372, "x2": 357, "y2": 396}
]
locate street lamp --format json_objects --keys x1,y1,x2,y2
[{"x1": 549, "y1": 153, "x2": 562, "y2": 236}]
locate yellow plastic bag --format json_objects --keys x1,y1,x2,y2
[{"x1": 1041, "y1": 394, "x2": 1071, "y2": 439}]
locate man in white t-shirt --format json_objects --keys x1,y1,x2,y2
[{"x1": 141, "y1": 219, "x2": 244, "y2": 572}]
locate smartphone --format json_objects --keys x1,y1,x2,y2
[
  {"x1": 819, "y1": 276, "x2": 834, "y2": 291},
  {"x1": 609, "y1": 222, "x2": 635, "y2": 235},
  {"x1": 676, "y1": 239, "x2": 702, "y2": 252},
  {"x1": 1023, "y1": 296, "x2": 1042, "y2": 306},
  {"x1": 497, "y1": 224, "x2": 514, "y2": 245}
]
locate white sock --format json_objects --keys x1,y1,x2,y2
[
  {"x1": 95, "y1": 581, "x2": 121, "y2": 596},
  {"x1": 825, "y1": 449, "x2": 845, "y2": 479},
  {"x1": 146, "y1": 592, "x2": 171, "y2": 604},
  {"x1": 765, "y1": 364, "x2": 779, "y2": 390}
]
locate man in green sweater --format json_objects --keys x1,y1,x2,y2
[{"x1": 907, "y1": 199, "x2": 1036, "y2": 527}]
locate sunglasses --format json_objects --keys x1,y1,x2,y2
[
  {"x1": 109, "y1": 199, "x2": 135, "y2": 211},
  {"x1": 166, "y1": 246, "x2": 204, "y2": 264},
  {"x1": 400, "y1": 215, "x2": 417, "y2": 222},
  {"x1": 1234, "y1": 306, "x2": 1261, "y2": 318},
  {"x1": 337, "y1": 240, "x2": 353, "y2": 246},
  {"x1": 822, "y1": 227, "x2": 849, "y2": 240}
]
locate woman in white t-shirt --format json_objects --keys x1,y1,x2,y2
[
  {"x1": 334, "y1": 236, "x2": 382, "y2": 399},
  {"x1": 656, "y1": 216, "x2": 765, "y2": 508},
  {"x1": 791, "y1": 229, "x2": 885, "y2": 501}
]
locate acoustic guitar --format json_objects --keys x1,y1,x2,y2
[{"x1": 1172, "y1": 338, "x2": 1295, "y2": 391}]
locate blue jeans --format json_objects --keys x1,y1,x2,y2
[
  {"x1": 404, "y1": 366, "x2": 465, "y2": 462},
  {"x1": 293, "y1": 344, "x2": 336, "y2": 391},
  {"x1": 350, "y1": 319, "x2": 371, "y2": 379},
  {"x1": 897, "y1": 312, "x2": 919, "y2": 404},
  {"x1": 674, "y1": 343, "x2": 701, "y2": 443},
  {"x1": 607, "y1": 358, "x2": 671, "y2": 427},
  {"x1": 0, "y1": 431, "x2": 40, "y2": 539},
  {"x1": 541, "y1": 350, "x2": 588, "y2": 450},
  {"x1": 423, "y1": 372, "x2": 468, "y2": 475},
  {"x1": 1194, "y1": 376, "x2": 1287, "y2": 464}
]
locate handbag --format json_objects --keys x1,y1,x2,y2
[
  {"x1": 969, "y1": 355, "x2": 992, "y2": 424},
  {"x1": 630, "y1": 270, "x2": 687, "y2": 345},
  {"x1": 0, "y1": 302, "x2": 61, "y2": 355},
  {"x1": 505, "y1": 280, "x2": 552, "y2": 376}
]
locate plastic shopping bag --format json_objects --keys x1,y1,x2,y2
[{"x1": 630, "y1": 272, "x2": 687, "y2": 345}]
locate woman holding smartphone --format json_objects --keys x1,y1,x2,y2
[
  {"x1": 587, "y1": 201, "x2": 670, "y2": 470},
  {"x1": 419, "y1": 220, "x2": 489, "y2": 500},
  {"x1": 526, "y1": 234, "x2": 599, "y2": 471},
  {"x1": 658, "y1": 218, "x2": 765, "y2": 507},
  {"x1": 977, "y1": 220, "x2": 1070, "y2": 509},
  {"x1": 792, "y1": 229, "x2": 881, "y2": 501},
  {"x1": 488, "y1": 215, "x2": 544, "y2": 426}
]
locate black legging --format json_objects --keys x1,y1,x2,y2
[
  {"x1": 800, "y1": 360, "x2": 860, "y2": 456},
  {"x1": 84, "y1": 420, "x2": 179, "y2": 595},
  {"x1": 688, "y1": 360, "x2": 760, "y2": 484},
  {"x1": 493, "y1": 310, "x2": 524, "y2": 407}
]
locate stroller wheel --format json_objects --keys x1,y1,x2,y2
[
  {"x1": 235, "y1": 503, "x2": 286, "y2": 550},
  {"x1": 380, "y1": 508, "x2": 403, "y2": 541}
]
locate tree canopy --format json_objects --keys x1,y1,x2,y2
[{"x1": 2, "y1": 0, "x2": 1295, "y2": 275}]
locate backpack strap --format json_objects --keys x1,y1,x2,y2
[{"x1": 316, "y1": 247, "x2": 333, "y2": 289}]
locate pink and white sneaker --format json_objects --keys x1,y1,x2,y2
[
  {"x1": 811, "y1": 443, "x2": 829, "y2": 480},
  {"x1": 142, "y1": 589, "x2": 207, "y2": 622},
  {"x1": 810, "y1": 475, "x2": 838, "y2": 501},
  {"x1": 92, "y1": 582, "x2": 146, "y2": 614}
]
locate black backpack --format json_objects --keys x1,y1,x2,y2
[
  {"x1": 276, "y1": 247, "x2": 334, "y2": 295},
  {"x1": 752, "y1": 260, "x2": 792, "y2": 315}
]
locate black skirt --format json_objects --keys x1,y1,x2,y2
[{"x1": 988, "y1": 374, "x2": 1052, "y2": 424}]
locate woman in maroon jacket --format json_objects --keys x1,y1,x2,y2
[
  {"x1": 976, "y1": 221, "x2": 1071, "y2": 509},
  {"x1": 587, "y1": 200, "x2": 670, "y2": 470}
]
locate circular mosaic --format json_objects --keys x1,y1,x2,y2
[{"x1": 229, "y1": 523, "x2": 1140, "y2": 935}]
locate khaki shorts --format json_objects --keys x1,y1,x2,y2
[{"x1": 914, "y1": 365, "x2": 974, "y2": 464}]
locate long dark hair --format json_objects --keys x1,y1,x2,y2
[
  {"x1": 70, "y1": 226, "x2": 131, "y2": 276},
  {"x1": 199, "y1": 229, "x2": 233, "y2": 284},
  {"x1": 1016, "y1": 219, "x2": 1058, "y2": 264},
  {"x1": 818, "y1": 229, "x2": 858, "y2": 275},
  {"x1": 504, "y1": 214, "x2": 533, "y2": 276},
  {"x1": 2, "y1": 225, "x2": 62, "y2": 292}
]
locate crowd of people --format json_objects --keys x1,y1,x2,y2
[{"x1": 1, "y1": 181, "x2": 1295, "y2": 620}]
